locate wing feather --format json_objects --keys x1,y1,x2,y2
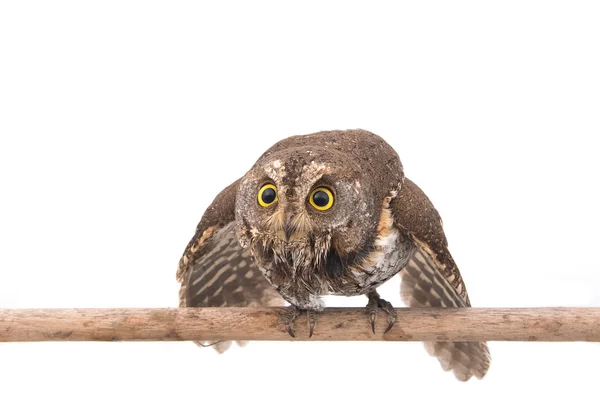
[
  {"x1": 393, "y1": 178, "x2": 491, "y2": 380},
  {"x1": 176, "y1": 180, "x2": 285, "y2": 352}
]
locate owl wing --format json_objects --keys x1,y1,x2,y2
[
  {"x1": 176, "y1": 179, "x2": 285, "y2": 353},
  {"x1": 391, "y1": 178, "x2": 491, "y2": 381}
]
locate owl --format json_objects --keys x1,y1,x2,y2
[{"x1": 176, "y1": 129, "x2": 490, "y2": 381}]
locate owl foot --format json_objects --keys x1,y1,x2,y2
[
  {"x1": 366, "y1": 291, "x2": 396, "y2": 334},
  {"x1": 282, "y1": 305, "x2": 318, "y2": 338}
]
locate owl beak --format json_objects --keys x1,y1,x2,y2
[{"x1": 283, "y1": 221, "x2": 296, "y2": 242}]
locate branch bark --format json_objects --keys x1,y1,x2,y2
[{"x1": 1, "y1": 307, "x2": 599, "y2": 342}]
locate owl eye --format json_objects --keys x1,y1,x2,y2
[
  {"x1": 258, "y1": 184, "x2": 278, "y2": 207},
  {"x1": 309, "y1": 187, "x2": 334, "y2": 211}
]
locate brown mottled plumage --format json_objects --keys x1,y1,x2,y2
[{"x1": 176, "y1": 129, "x2": 490, "y2": 380}]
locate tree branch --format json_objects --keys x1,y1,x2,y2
[{"x1": 1, "y1": 307, "x2": 599, "y2": 342}]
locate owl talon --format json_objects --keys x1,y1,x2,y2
[
  {"x1": 287, "y1": 325, "x2": 296, "y2": 338},
  {"x1": 307, "y1": 310, "x2": 317, "y2": 338},
  {"x1": 384, "y1": 321, "x2": 395, "y2": 334},
  {"x1": 366, "y1": 292, "x2": 380, "y2": 333},
  {"x1": 378, "y1": 298, "x2": 396, "y2": 333},
  {"x1": 283, "y1": 305, "x2": 300, "y2": 338},
  {"x1": 383, "y1": 311, "x2": 396, "y2": 333},
  {"x1": 282, "y1": 306, "x2": 318, "y2": 338},
  {"x1": 286, "y1": 322, "x2": 296, "y2": 338},
  {"x1": 368, "y1": 302, "x2": 377, "y2": 334},
  {"x1": 366, "y1": 291, "x2": 396, "y2": 334}
]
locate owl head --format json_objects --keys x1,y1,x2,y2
[{"x1": 234, "y1": 130, "x2": 404, "y2": 280}]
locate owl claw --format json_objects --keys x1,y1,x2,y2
[
  {"x1": 379, "y1": 298, "x2": 396, "y2": 333},
  {"x1": 287, "y1": 325, "x2": 296, "y2": 338},
  {"x1": 307, "y1": 310, "x2": 317, "y2": 338},
  {"x1": 366, "y1": 291, "x2": 396, "y2": 334},
  {"x1": 282, "y1": 305, "x2": 318, "y2": 338},
  {"x1": 283, "y1": 305, "x2": 300, "y2": 338},
  {"x1": 367, "y1": 294, "x2": 379, "y2": 333},
  {"x1": 369, "y1": 307, "x2": 377, "y2": 334},
  {"x1": 383, "y1": 312, "x2": 396, "y2": 333}
]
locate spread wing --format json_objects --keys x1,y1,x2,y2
[
  {"x1": 176, "y1": 179, "x2": 285, "y2": 352},
  {"x1": 392, "y1": 178, "x2": 491, "y2": 381}
]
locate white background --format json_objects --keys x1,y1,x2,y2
[{"x1": 1, "y1": 1, "x2": 599, "y2": 399}]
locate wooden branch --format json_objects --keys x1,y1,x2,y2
[{"x1": 1, "y1": 307, "x2": 599, "y2": 342}]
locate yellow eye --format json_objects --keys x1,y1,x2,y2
[
  {"x1": 258, "y1": 184, "x2": 278, "y2": 207},
  {"x1": 309, "y1": 187, "x2": 334, "y2": 211}
]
